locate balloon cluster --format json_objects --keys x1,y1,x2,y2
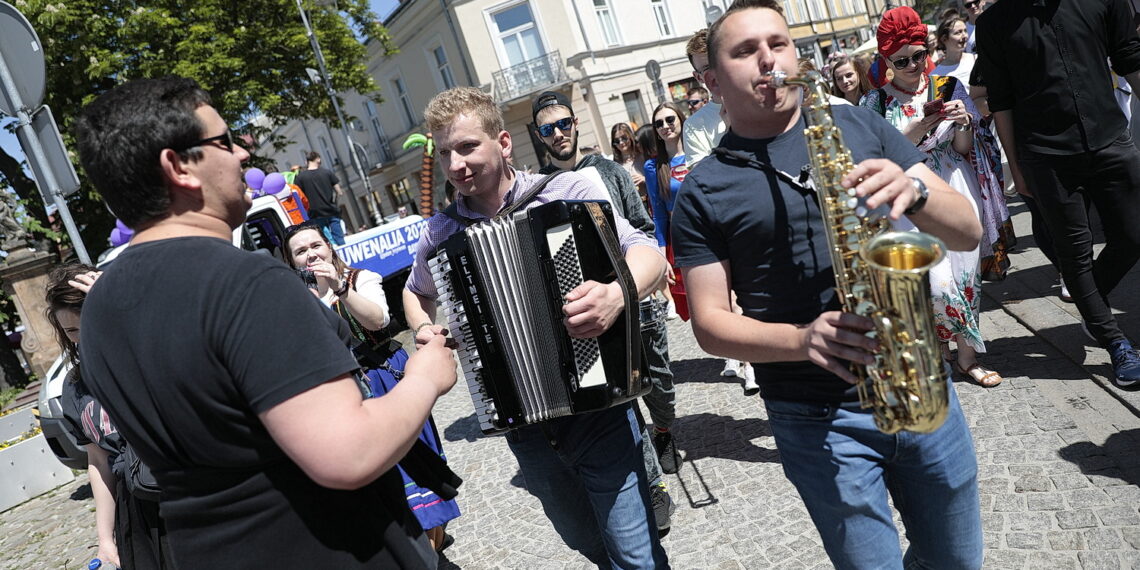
[
  {"x1": 109, "y1": 219, "x2": 133, "y2": 247},
  {"x1": 244, "y1": 168, "x2": 287, "y2": 197}
]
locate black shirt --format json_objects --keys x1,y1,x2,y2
[
  {"x1": 539, "y1": 154, "x2": 656, "y2": 236},
  {"x1": 975, "y1": 0, "x2": 1140, "y2": 154},
  {"x1": 671, "y1": 106, "x2": 925, "y2": 403},
  {"x1": 295, "y1": 167, "x2": 341, "y2": 218},
  {"x1": 80, "y1": 237, "x2": 432, "y2": 568}
]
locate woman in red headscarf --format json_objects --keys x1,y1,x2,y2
[{"x1": 861, "y1": 6, "x2": 1003, "y2": 388}]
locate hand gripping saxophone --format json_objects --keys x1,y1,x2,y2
[{"x1": 771, "y1": 70, "x2": 950, "y2": 434}]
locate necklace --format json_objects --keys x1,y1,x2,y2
[{"x1": 891, "y1": 76, "x2": 928, "y2": 97}]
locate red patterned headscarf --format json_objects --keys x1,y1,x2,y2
[{"x1": 871, "y1": 6, "x2": 935, "y2": 88}]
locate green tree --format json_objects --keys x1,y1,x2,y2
[{"x1": 0, "y1": 0, "x2": 392, "y2": 261}]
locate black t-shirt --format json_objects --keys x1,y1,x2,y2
[
  {"x1": 672, "y1": 105, "x2": 926, "y2": 403},
  {"x1": 295, "y1": 167, "x2": 340, "y2": 218},
  {"x1": 61, "y1": 368, "x2": 124, "y2": 467},
  {"x1": 79, "y1": 237, "x2": 432, "y2": 568}
]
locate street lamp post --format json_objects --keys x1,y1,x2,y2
[{"x1": 295, "y1": 0, "x2": 370, "y2": 230}]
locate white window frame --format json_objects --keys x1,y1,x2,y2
[
  {"x1": 593, "y1": 0, "x2": 622, "y2": 47},
  {"x1": 425, "y1": 40, "x2": 457, "y2": 91},
  {"x1": 484, "y1": 0, "x2": 548, "y2": 70},
  {"x1": 649, "y1": 0, "x2": 674, "y2": 38},
  {"x1": 389, "y1": 72, "x2": 417, "y2": 130},
  {"x1": 363, "y1": 100, "x2": 388, "y2": 162}
]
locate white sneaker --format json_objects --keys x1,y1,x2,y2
[
  {"x1": 722, "y1": 359, "x2": 740, "y2": 377},
  {"x1": 666, "y1": 302, "x2": 679, "y2": 320},
  {"x1": 741, "y1": 362, "x2": 759, "y2": 395}
]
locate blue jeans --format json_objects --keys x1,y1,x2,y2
[
  {"x1": 639, "y1": 296, "x2": 675, "y2": 430},
  {"x1": 764, "y1": 381, "x2": 982, "y2": 570},
  {"x1": 313, "y1": 215, "x2": 345, "y2": 245},
  {"x1": 505, "y1": 404, "x2": 669, "y2": 569}
]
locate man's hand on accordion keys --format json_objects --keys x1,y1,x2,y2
[
  {"x1": 563, "y1": 280, "x2": 626, "y2": 339},
  {"x1": 404, "y1": 333, "x2": 458, "y2": 397},
  {"x1": 413, "y1": 322, "x2": 459, "y2": 350}
]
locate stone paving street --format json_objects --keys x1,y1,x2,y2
[{"x1": 1, "y1": 198, "x2": 1138, "y2": 569}]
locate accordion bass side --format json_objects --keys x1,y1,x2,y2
[{"x1": 429, "y1": 200, "x2": 649, "y2": 434}]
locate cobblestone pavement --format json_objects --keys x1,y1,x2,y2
[{"x1": 2, "y1": 204, "x2": 1138, "y2": 569}]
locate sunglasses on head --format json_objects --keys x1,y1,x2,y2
[
  {"x1": 654, "y1": 115, "x2": 678, "y2": 129},
  {"x1": 175, "y1": 131, "x2": 235, "y2": 154},
  {"x1": 536, "y1": 116, "x2": 574, "y2": 137},
  {"x1": 686, "y1": 98, "x2": 708, "y2": 108},
  {"x1": 890, "y1": 49, "x2": 929, "y2": 70}
]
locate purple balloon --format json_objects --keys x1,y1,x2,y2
[
  {"x1": 110, "y1": 219, "x2": 134, "y2": 246},
  {"x1": 262, "y1": 172, "x2": 287, "y2": 196},
  {"x1": 244, "y1": 168, "x2": 266, "y2": 190}
]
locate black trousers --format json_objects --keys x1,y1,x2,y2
[{"x1": 1018, "y1": 131, "x2": 1140, "y2": 347}]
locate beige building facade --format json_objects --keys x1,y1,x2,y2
[{"x1": 260, "y1": 0, "x2": 912, "y2": 232}]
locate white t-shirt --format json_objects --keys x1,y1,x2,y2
[
  {"x1": 683, "y1": 101, "x2": 727, "y2": 168},
  {"x1": 932, "y1": 53, "x2": 977, "y2": 86},
  {"x1": 321, "y1": 267, "x2": 390, "y2": 329}
]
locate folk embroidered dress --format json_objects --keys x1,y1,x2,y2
[{"x1": 861, "y1": 76, "x2": 986, "y2": 352}]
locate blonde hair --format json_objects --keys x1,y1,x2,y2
[{"x1": 424, "y1": 87, "x2": 504, "y2": 137}]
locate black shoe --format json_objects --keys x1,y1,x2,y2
[
  {"x1": 653, "y1": 430, "x2": 680, "y2": 474},
  {"x1": 650, "y1": 484, "x2": 676, "y2": 536},
  {"x1": 1109, "y1": 339, "x2": 1140, "y2": 390}
]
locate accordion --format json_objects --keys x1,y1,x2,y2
[{"x1": 429, "y1": 200, "x2": 648, "y2": 435}]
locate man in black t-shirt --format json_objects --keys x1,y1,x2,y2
[
  {"x1": 672, "y1": 2, "x2": 984, "y2": 568},
  {"x1": 294, "y1": 151, "x2": 346, "y2": 245},
  {"x1": 74, "y1": 77, "x2": 456, "y2": 568}
]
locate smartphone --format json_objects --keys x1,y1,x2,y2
[{"x1": 922, "y1": 100, "x2": 945, "y2": 117}]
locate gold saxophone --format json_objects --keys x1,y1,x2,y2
[{"x1": 771, "y1": 70, "x2": 950, "y2": 434}]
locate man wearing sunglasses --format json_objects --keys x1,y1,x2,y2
[
  {"x1": 963, "y1": 0, "x2": 987, "y2": 54},
  {"x1": 976, "y1": 0, "x2": 1140, "y2": 390},
  {"x1": 682, "y1": 28, "x2": 730, "y2": 169},
  {"x1": 73, "y1": 77, "x2": 458, "y2": 568},
  {"x1": 532, "y1": 90, "x2": 681, "y2": 533},
  {"x1": 685, "y1": 87, "x2": 710, "y2": 113}
]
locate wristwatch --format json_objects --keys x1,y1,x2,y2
[{"x1": 904, "y1": 177, "x2": 929, "y2": 216}]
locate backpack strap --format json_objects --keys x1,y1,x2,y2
[{"x1": 440, "y1": 202, "x2": 480, "y2": 228}]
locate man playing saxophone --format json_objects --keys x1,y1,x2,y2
[{"x1": 672, "y1": 1, "x2": 984, "y2": 568}]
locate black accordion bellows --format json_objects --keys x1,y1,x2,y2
[{"x1": 429, "y1": 200, "x2": 648, "y2": 434}]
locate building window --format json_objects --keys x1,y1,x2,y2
[
  {"x1": 364, "y1": 100, "x2": 392, "y2": 164},
  {"x1": 392, "y1": 75, "x2": 416, "y2": 130},
  {"x1": 385, "y1": 177, "x2": 414, "y2": 212},
  {"x1": 805, "y1": 0, "x2": 825, "y2": 20},
  {"x1": 318, "y1": 135, "x2": 337, "y2": 167},
  {"x1": 491, "y1": 1, "x2": 544, "y2": 67},
  {"x1": 783, "y1": 0, "x2": 806, "y2": 25},
  {"x1": 622, "y1": 91, "x2": 647, "y2": 128},
  {"x1": 650, "y1": 0, "x2": 673, "y2": 37},
  {"x1": 593, "y1": 0, "x2": 621, "y2": 47},
  {"x1": 431, "y1": 45, "x2": 457, "y2": 90}
]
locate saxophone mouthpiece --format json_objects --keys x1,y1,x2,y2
[{"x1": 767, "y1": 70, "x2": 789, "y2": 88}]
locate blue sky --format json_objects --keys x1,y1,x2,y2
[{"x1": 1, "y1": 0, "x2": 402, "y2": 183}]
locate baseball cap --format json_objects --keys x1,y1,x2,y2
[{"x1": 532, "y1": 91, "x2": 573, "y2": 123}]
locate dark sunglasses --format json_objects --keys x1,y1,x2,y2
[
  {"x1": 175, "y1": 131, "x2": 235, "y2": 154},
  {"x1": 614, "y1": 135, "x2": 631, "y2": 145},
  {"x1": 686, "y1": 99, "x2": 708, "y2": 108},
  {"x1": 890, "y1": 49, "x2": 929, "y2": 70},
  {"x1": 963, "y1": 0, "x2": 981, "y2": 8},
  {"x1": 537, "y1": 116, "x2": 574, "y2": 137},
  {"x1": 654, "y1": 115, "x2": 678, "y2": 129}
]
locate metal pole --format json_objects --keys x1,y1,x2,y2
[
  {"x1": 0, "y1": 50, "x2": 90, "y2": 264},
  {"x1": 296, "y1": 0, "x2": 369, "y2": 231}
]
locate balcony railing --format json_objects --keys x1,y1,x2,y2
[{"x1": 492, "y1": 50, "x2": 569, "y2": 102}]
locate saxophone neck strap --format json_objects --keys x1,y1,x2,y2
[{"x1": 710, "y1": 147, "x2": 815, "y2": 197}]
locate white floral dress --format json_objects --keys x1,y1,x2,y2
[{"x1": 861, "y1": 77, "x2": 985, "y2": 352}]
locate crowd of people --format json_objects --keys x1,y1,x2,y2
[{"x1": 47, "y1": 0, "x2": 1138, "y2": 568}]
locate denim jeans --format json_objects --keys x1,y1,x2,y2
[
  {"x1": 313, "y1": 215, "x2": 346, "y2": 245},
  {"x1": 505, "y1": 403, "x2": 669, "y2": 569},
  {"x1": 639, "y1": 296, "x2": 675, "y2": 430},
  {"x1": 763, "y1": 380, "x2": 982, "y2": 570},
  {"x1": 1018, "y1": 131, "x2": 1140, "y2": 347}
]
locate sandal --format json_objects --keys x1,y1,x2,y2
[{"x1": 958, "y1": 362, "x2": 1003, "y2": 387}]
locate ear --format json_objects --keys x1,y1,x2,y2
[
  {"x1": 573, "y1": 116, "x2": 580, "y2": 128},
  {"x1": 158, "y1": 148, "x2": 203, "y2": 195},
  {"x1": 706, "y1": 67, "x2": 722, "y2": 100},
  {"x1": 498, "y1": 129, "x2": 512, "y2": 159}
]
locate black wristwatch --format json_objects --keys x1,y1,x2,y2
[{"x1": 904, "y1": 177, "x2": 929, "y2": 216}]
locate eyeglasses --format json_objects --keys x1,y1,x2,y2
[
  {"x1": 614, "y1": 136, "x2": 631, "y2": 145},
  {"x1": 890, "y1": 49, "x2": 929, "y2": 70},
  {"x1": 963, "y1": 0, "x2": 981, "y2": 8},
  {"x1": 686, "y1": 99, "x2": 708, "y2": 108},
  {"x1": 536, "y1": 117, "x2": 574, "y2": 137},
  {"x1": 654, "y1": 115, "x2": 678, "y2": 129},
  {"x1": 175, "y1": 131, "x2": 235, "y2": 154}
]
